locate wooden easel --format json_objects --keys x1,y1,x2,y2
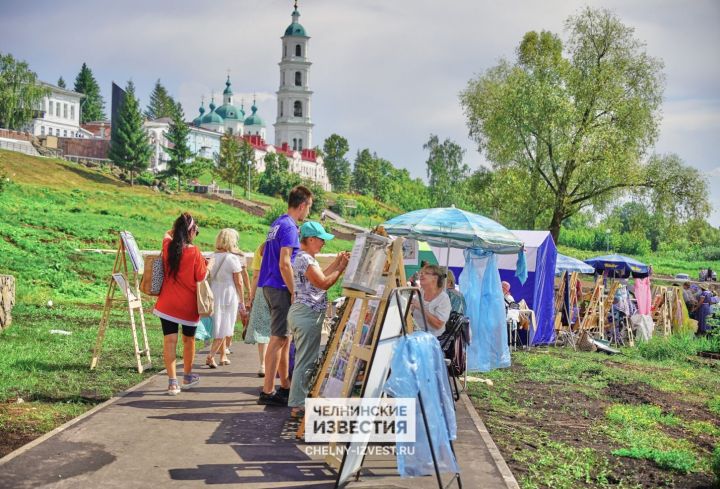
[
  {"x1": 652, "y1": 286, "x2": 673, "y2": 337},
  {"x1": 297, "y1": 236, "x2": 407, "y2": 461},
  {"x1": 90, "y1": 233, "x2": 151, "y2": 373},
  {"x1": 579, "y1": 277, "x2": 605, "y2": 338}
]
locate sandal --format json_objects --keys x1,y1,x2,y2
[
  {"x1": 206, "y1": 357, "x2": 217, "y2": 369},
  {"x1": 182, "y1": 373, "x2": 200, "y2": 389},
  {"x1": 167, "y1": 380, "x2": 181, "y2": 396},
  {"x1": 220, "y1": 359, "x2": 231, "y2": 366}
]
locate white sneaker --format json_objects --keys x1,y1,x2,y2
[
  {"x1": 257, "y1": 366, "x2": 265, "y2": 378},
  {"x1": 225, "y1": 348, "x2": 232, "y2": 355}
]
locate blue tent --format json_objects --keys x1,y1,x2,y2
[
  {"x1": 431, "y1": 230, "x2": 557, "y2": 346},
  {"x1": 584, "y1": 254, "x2": 649, "y2": 278},
  {"x1": 556, "y1": 253, "x2": 595, "y2": 275}
]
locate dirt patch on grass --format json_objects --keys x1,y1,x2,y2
[{"x1": 473, "y1": 371, "x2": 718, "y2": 488}]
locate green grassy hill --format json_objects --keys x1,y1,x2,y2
[{"x1": 0, "y1": 149, "x2": 350, "y2": 304}]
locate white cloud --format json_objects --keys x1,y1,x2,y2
[{"x1": 1, "y1": 0, "x2": 718, "y2": 225}]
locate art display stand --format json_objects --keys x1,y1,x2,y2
[
  {"x1": 579, "y1": 278, "x2": 606, "y2": 339},
  {"x1": 90, "y1": 232, "x2": 151, "y2": 373},
  {"x1": 299, "y1": 235, "x2": 461, "y2": 488},
  {"x1": 297, "y1": 237, "x2": 408, "y2": 445}
]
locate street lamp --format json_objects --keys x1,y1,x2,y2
[
  {"x1": 605, "y1": 229, "x2": 611, "y2": 252},
  {"x1": 246, "y1": 157, "x2": 251, "y2": 198}
]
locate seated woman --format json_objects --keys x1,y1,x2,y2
[{"x1": 411, "y1": 264, "x2": 452, "y2": 337}]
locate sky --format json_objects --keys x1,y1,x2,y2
[{"x1": 2, "y1": 0, "x2": 718, "y2": 225}]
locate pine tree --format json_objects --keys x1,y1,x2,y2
[
  {"x1": 145, "y1": 79, "x2": 180, "y2": 120},
  {"x1": 57, "y1": 76, "x2": 66, "y2": 88},
  {"x1": 73, "y1": 62, "x2": 106, "y2": 123},
  {"x1": 164, "y1": 105, "x2": 192, "y2": 191},
  {"x1": 108, "y1": 81, "x2": 151, "y2": 186}
]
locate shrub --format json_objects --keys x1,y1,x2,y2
[
  {"x1": 0, "y1": 166, "x2": 9, "y2": 194},
  {"x1": 712, "y1": 446, "x2": 720, "y2": 486},
  {"x1": 636, "y1": 334, "x2": 700, "y2": 362},
  {"x1": 135, "y1": 171, "x2": 156, "y2": 187},
  {"x1": 264, "y1": 202, "x2": 287, "y2": 226}
]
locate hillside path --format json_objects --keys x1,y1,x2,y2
[{"x1": 0, "y1": 343, "x2": 518, "y2": 489}]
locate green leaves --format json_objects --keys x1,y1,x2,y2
[
  {"x1": 322, "y1": 134, "x2": 351, "y2": 192},
  {"x1": 0, "y1": 52, "x2": 50, "y2": 130},
  {"x1": 460, "y1": 7, "x2": 670, "y2": 240}
]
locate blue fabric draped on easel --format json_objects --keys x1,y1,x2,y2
[
  {"x1": 460, "y1": 249, "x2": 510, "y2": 372},
  {"x1": 384, "y1": 331, "x2": 459, "y2": 477}
]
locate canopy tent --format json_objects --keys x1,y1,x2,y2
[
  {"x1": 383, "y1": 207, "x2": 523, "y2": 372},
  {"x1": 430, "y1": 230, "x2": 558, "y2": 346},
  {"x1": 556, "y1": 253, "x2": 595, "y2": 275},
  {"x1": 584, "y1": 254, "x2": 650, "y2": 278}
]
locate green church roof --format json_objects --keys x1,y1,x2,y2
[
  {"x1": 214, "y1": 103, "x2": 242, "y2": 120},
  {"x1": 201, "y1": 100, "x2": 223, "y2": 124},
  {"x1": 244, "y1": 103, "x2": 264, "y2": 127},
  {"x1": 284, "y1": 7, "x2": 307, "y2": 37},
  {"x1": 192, "y1": 103, "x2": 205, "y2": 127},
  {"x1": 223, "y1": 76, "x2": 233, "y2": 95}
]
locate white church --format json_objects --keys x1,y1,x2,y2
[{"x1": 146, "y1": 3, "x2": 330, "y2": 190}]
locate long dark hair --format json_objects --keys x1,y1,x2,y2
[{"x1": 168, "y1": 212, "x2": 196, "y2": 278}]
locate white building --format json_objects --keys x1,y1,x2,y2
[
  {"x1": 29, "y1": 82, "x2": 92, "y2": 138},
  {"x1": 145, "y1": 118, "x2": 222, "y2": 172}
]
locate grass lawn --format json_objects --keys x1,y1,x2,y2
[
  {"x1": 0, "y1": 149, "x2": 354, "y2": 457},
  {"x1": 469, "y1": 342, "x2": 720, "y2": 488}
]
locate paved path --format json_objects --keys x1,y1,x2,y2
[{"x1": 0, "y1": 343, "x2": 518, "y2": 489}]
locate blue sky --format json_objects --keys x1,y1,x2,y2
[{"x1": 2, "y1": 0, "x2": 718, "y2": 225}]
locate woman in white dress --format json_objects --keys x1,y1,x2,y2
[{"x1": 206, "y1": 228, "x2": 245, "y2": 368}]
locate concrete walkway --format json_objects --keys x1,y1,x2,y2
[{"x1": 0, "y1": 343, "x2": 518, "y2": 489}]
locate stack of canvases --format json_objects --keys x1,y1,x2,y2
[{"x1": 0, "y1": 274, "x2": 15, "y2": 330}]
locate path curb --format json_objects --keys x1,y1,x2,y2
[
  {"x1": 460, "y1": 392, "x2": 520, "y2": 489},
  {"x1": 0, "y1": 369, "x2": 163, "y2": 466}
]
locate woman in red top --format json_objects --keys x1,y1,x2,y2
[{"x1": 153, "y1": 213, "x2": 208, "y2": 395}]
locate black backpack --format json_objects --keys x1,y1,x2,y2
[{"x1": 439, "y1": 311, "x2": 470, "y2": 377}]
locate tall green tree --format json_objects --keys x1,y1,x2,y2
[
  {"x1": 215, "y1": 133, "x2": 242, "y2": 189},
  {"x1": 164, "y1": 105, "x2": 192, "y2": 191},
  {"x1": 145, "y1": 79, "x2": 181, "y2": 120},
  {"x1": 56, "y1": 76, "x2": 66, "y2": 88},
  {"x1": 423, "y1": 134, "x2": 470, "y2": 207},
  {"x1": 0, "y1": 53, "x2": 50, "y2": 130},
  {"x1": 351, "y1": 149, "x2": 379, "y2": 197},
  {"x1": 460, "y1": 7, "x2": 677, "y2": 241},
  {"x1": 215, "y1": 135, "x2": 258, "y2": 195},
  {"x1": 322, "y1": 133, "x2": 351, "y2": 192},
  {"x1": 73, "y1": 62, "x2": 106, "y2": 123},
  {"x1": 258, "y1": 152, "x2": 300, "y2": 197},
  {"x1": 108, "y1": 81, "x2": 151, "y2": 186}
]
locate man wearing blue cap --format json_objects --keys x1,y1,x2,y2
[{"x1": 287, "y1": 221, "x2": 349, "y2": 418}]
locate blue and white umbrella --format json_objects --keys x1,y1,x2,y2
[
  {"x1": 382, "y1": 206, "x2": 523, "y2": 254},
  {"x1": 555, "y1": 253, "x2": 595, "y2": 275}
]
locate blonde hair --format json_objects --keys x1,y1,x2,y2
[
  {"x1": 446, "y1": 269, "x2": 457, "y2": 289},
  {"x1": 215, "y1": 228, "x2": 240, "y2": 253}
]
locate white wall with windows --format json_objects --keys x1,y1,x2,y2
[{"x1": 29, "y1": 82, "x2": 84, "y2": 138}]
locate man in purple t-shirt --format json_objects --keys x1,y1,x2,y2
[{"x1": 258, "y1": 185, "x2": 313, "y2": 406}]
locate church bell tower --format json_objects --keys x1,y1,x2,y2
[{"x1": 274, "y1": 1, "x2": 313, "y2": 151}]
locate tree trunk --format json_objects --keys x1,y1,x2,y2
[{"x1": 549, "y1": 206, "x2": 563, "y2": 244}]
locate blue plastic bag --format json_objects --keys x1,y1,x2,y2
[
  {"x1": 384, "y1": 332, "x2": 459, "y2": 477},
  {"x1": 195, "y1": 317, "x2": 213, "y2": 341}
]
